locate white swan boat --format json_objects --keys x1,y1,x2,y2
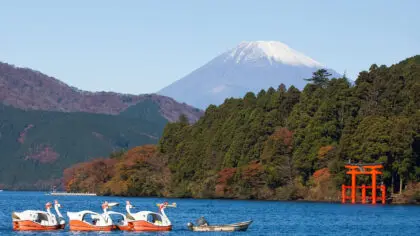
[
  {"x1": 12, "y1": 200, "x2": 65, "y2": 231},
  {"x1": 118, "y1": 201, "x2": 176, "y2": 231},
  {"x1": 67, "y1": 201, "x2": 118, "y2": 231}
]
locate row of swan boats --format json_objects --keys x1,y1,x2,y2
[{"x1": 12, "y1": 200, "x2": 176, "y2": 231}]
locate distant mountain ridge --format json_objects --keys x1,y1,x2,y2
[
  {"x1": 0, "y1": 62, "x2": 203, "y2": 122},
  {"x1": 158, "y1": 41, "x2": 341, "y2": 109}
]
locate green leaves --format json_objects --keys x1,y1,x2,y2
[
  {"x1": 304, "y1": 69, "x2": 332, "y2": 88},
  {"x1": 158, "y1": 85, "x2": 301, "y2": 198}
]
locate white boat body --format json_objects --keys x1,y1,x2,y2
[
  {"x1": 13, "y1": 210, "x2": 60, "y2": 226},
  {"x1": 12, "y1": 201, "x2": 66, "y2": 230},
  {"x1": 67, "y1": 210, "x2": 113, "y2": 227},
  {"x1": 188, "y1": 220, "x2": 253, "y2": 232}
]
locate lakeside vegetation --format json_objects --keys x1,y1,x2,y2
[{"x1": 64, "y1": 56, "x2": 420, "y2": 204}]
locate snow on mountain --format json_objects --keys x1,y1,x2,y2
[
  {"x1": 158, "y1": 41, "x2": 341, "y2": 109},
  {"x1": 226, "y1": 41, "x2": 323, "y2": 67}
]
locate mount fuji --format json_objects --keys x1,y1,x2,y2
[{"x1": 158, "y1": 41, "x2": 341, "y2": 109}]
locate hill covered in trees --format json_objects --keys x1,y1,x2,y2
[
  {"x1": 0, "y1": 100, "x2": 168, "y2": 189},
  {"x1": 64, "y1": 56, "x2": 420, "y2": 203}
]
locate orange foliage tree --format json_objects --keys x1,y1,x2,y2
[{"x1": 63, "y1": 145, "x2": 171, "y2": 196}]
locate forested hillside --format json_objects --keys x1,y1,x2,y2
[
  {"x1": 64, "y1": 56, "x2": 420, "y2": 203},
  {"x1": 0, "y1": 100, "x2": 167, "y2": 189}
]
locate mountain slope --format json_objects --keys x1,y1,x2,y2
[
  {"x1": 158, "y1": 41, "x2": 340, "y2": 109},
  {"x1": 0, "y1": 100, "x2": 167, "y2": 189},
  {"x1": 0, "y1": 62, "x2": 203, "y2": 122},
  {"x1": 0, "y1": 61, "x2": 203, "y2": 189}
]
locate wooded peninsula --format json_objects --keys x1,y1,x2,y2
[{"x1": 64, "y1": 56, "x2": 420, "y2": 204}]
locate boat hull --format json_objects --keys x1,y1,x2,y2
[
  {"x1": 121, "y1": 220, "x2": 172, "y2": 231},
  {"x1": 188, "y1": 220, "x2": 252, "y2": 232},
  {"x1": 13, "y1": 220, "x2": 65, "y2": 231},
  {"x1": 69, "y1": 220, "x2": 114, "y2": 231},
  {"x1": 116, "y1": 224, "x2": 133, "y2": 231}
]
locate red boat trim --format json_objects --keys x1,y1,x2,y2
[
  {"x1": 13, "y1": 220, "x2": 65, "y2": 231},
  {"x1": 69, "y1": 220, "x2": 114, "y2": 231}
]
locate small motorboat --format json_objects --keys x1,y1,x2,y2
[
  {"x1": 12, "y1": 200, "x2": 65, "y2": 231},
  {"x1": 121, "y1": 201, "x2": 176, "y2": 231},
  {"x1": 187, "y1": 217, "x2": 252, "y2": 232},
  {"x1": 67, "y1": 201, "x2": 118, "y2": 231}
]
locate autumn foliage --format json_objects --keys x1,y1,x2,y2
[
  {"x1": 318, "y1": 145, "x2": 334, "y2": 159},
  {"x1": 63, "y1": 158, "x2": 117, "y2": 193},
  {"x1": 312, "y1": 168, "x2": 331, "y2": 180},
  {"x1": 215, "y1": 168, "x2": 236, "y2": 197},
  {"x1": 271, "y1": 127, "x2": 293, "y2": 146},
  {"x1": 63, "y1": 145, "x2": 171, "y2": 196},
  {"x1": 307, "y1": 168, "x2": 340, "y2": 201}
]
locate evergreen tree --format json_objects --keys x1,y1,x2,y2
[{"x1": 304, "y1": 69, "x2": 332, "y2": 87}]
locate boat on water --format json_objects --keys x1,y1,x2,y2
[
  {"x1": 47, "y1": 192, "x2": 97, "y2": 196},
  {"x1": 12, "y1": 200, "x2": 65, "y2": 231},
  {"x1": 66, "y1": 201, "x2": 118, "y2": 231},
  {"x1": 47, "y1": 185, "x2": 96, "y2": 196},
  {"x1": 11, "y1": 199, "x2": 251, "y2": 232},
  {"x1": 187, "y1": 217, "x2": 252, "y2": 232},
  {"x1": 119, "y1": 201, "x2": 176, "y2": 231}
]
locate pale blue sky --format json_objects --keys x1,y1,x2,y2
[{"x1": 1, "y1": 0, "x2": 419, "y2": 94}]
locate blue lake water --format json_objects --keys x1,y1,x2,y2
[{"x1": 0, "y1": 191, "x2": 419, "y2": 235}]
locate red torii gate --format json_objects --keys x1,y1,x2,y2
[{"x1": 342, "y1": 163, "x2": 386, "y2": 204}]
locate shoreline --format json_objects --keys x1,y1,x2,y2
[{"x1": 1, "y1": 190, "x2": 419, "y2": 205}]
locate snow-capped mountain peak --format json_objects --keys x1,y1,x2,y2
[
  {"x1": 159, "y1": 40, "x2": 340, "y2": 109},
  {"x1": 224, "y1": 41, "x2": 323, "y2": 67}
]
